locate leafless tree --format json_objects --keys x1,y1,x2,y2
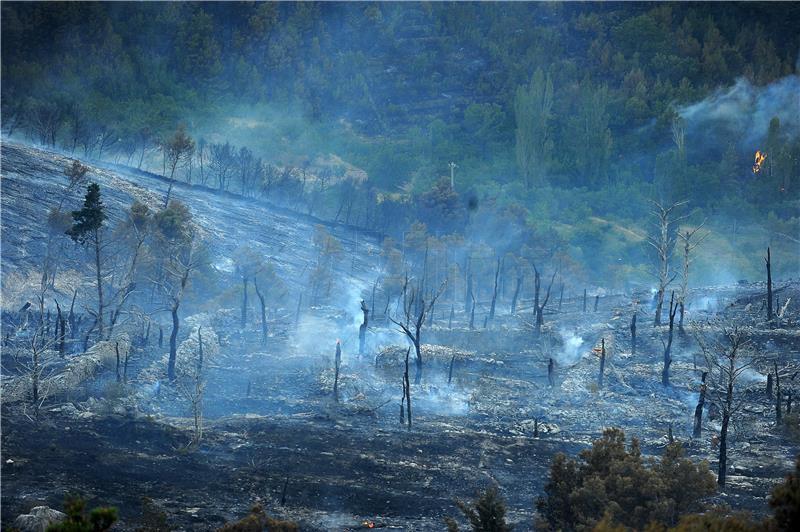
[
  {"x1": 677, "y1": 223, "x2": 708, "y2": 329},
  {"x1": 532, "y1": 264, "x2": 557, "y2": 336},
  {"x1": 695, "y1": 324, "x2": 759, "y2": 486},
  {"x1": 647, "y1": 200, "x2": 688, "y2": 326},
  {"x1": 390, "y1": 277, "x2": 446, "y2": 384}
]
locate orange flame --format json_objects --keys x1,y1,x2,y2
[
  {"x1": 753, "y1": 150, "x2": 766, "y2": 174},
  {"x1": 362, "y1": 521, "x2": 375, "y2": 528}
]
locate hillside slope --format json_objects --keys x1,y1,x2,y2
[{"x1": 0, "y1": 142, "x2": 381, "y2": 296}]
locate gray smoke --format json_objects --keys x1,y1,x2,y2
[{"x1": 679, "y1": 74, "x2": 800, "y2": 147}]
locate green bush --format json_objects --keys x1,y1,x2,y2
[{"x1": 47, "y1": 496, "x2": 118, "y2": 532}]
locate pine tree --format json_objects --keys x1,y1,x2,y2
[{"x1": 67, "y1": 183, "x2": 107, "y2": 340}]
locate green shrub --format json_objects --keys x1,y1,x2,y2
[{"x1": 47, "y1": 495, "x2": 117, "y2": 532}]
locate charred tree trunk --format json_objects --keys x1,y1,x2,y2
[
  {"x1": 775, "y1": 362, "x2": 782, "y2": 423},
  {"x1": 464, "y1": 260, "x2": 473, "y2": 314},
  {"x1": 254, "y1": 279, "x2": 268, "y2": 346},
  {"x1": 511, "y1": 274, "x2": 523, "y2": 315},
  {"x1": 413, "y1": 337, "x2": 422, "y2": 385},
  {"x1": 598, "y1": 338, "x2": 606, "y2": 388},
  {"x1": 115, "y1": 341, "x2": 121, "y2": 383},
  {"x1": 168, "y1": 303, "x2": 180, "y2": 382},
  {"x1": 94, "y1": 230, "x2": 104, "y2": 340},
  {"x1": 766, "y1": 247, "x2": 773, "y2": 321},
  {"x1": 359, "y1": 300, "x2": 369, "y2": 356},
  {"x1": 489, "y1": 258, "x2": 500, "y2": 322},
  {"x1": 630, "y1": 312, "x2": 637, "y2": 355},
  {"x1": 594, "y1": 295, "x2": 600, "y2": 312},
  {"x1": 787, "y1": 391, "x2": 793, "y2": 415},
  {"x1": 404, "y1": 347, "x2": 412, "y2": 428},
  {"x1": 448, "y1": 353, "x2": 456, "y2": 385},
  {"x1": 548, "y1": 358, "x2": 555, "y2": 388},
  {"x1": 662, "y1": 292, "x2": 677, "y2": 386},
  {"x1": 558, "y1": 284, "x2": 564, "y2": 312},
  {"x1": 449, "y1": 304, "x2": 454, "y2": 330},
  {"x1": 693, "y1": 371, "x2": 707, "y2": 438},
  {"x1": 241, "y1": 277, "x2": 249, "y2": 328},
  {"x1": 68, "y1": 289, "x2": 78, "y2": 341},
  {"x1": 583, "y1": 289, "x2": 587, "y2": 313},
  {"x1": 55, "y1": 299, "x2": 66, "y2": 358},
  {"x1": 719, "y1": 401, "x2": 732, "y2": 486},
  {"x1": 767, "y1": 372, "x2": 774, "y2": 398},
  {"x1": 158, "y1": 326, "x2": 163, "y2": 348},
  {"x1": 333, "y1": 341, "x2": 341, "y2": 402},
  {"x1": 469, "y1": 294, "x2": 476, "y2": 330}
]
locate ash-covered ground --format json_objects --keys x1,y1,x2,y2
[{"x1": 2, "y1": 144, "x2": 799, "y2": 530}]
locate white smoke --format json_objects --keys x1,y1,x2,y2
[
  {"x1": 554, "y1": 329, "x2": 585, "y2": 367},
  {"x1": 679, "y1": 74, "x2": 800, "y2": 146}
]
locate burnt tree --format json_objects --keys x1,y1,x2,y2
[
  {"x1": 697, "y1": 326, "x2": 755, "y2": 487},
  {"x1": 333, "y1": 340, "x2": 342, "y2": 402},
  {"x1": 662, "y1": 291, "x2": 678, "y2": 386},
  {"x1": 647, "y1": 200, "x2": 687, "y2": 326},
  {"x1": 533, "y1": 265, "x2": 556, "y2": 336},
  {"x1": 766, "y1": 247, "x2": 773, "y2": 321},
  {"x1": 489, "y1": 258, "x2": 501, "y2": 322},
  {"x1": 390, "y1": 278, "x2": 445, "y2": 384},
  {"x1": 359, "y1": 299, "x2": 369, "y2": 355},
  {"x1": 693, "y1": 371, "x2": 708, "y2": 438}
]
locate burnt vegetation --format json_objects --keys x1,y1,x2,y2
[{"x1": 2, "y1": 2, "x2": 800, "y2": 531}]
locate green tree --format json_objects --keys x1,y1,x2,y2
[
  {"x1": 536, "y1": 428, "x2": 715, "y2": 530},
  {"x1": 47, "y1": 495, "x2": 117, "y2": 532},
  {"x1": 514, "y1": 68, "x2": 554, "y2": 189},
  {"x1": 163, "y1": 124, "x2": 195, "y2": 207},
  {"x1": 66, "y1": 183, "x2": 107, "y2": 341},
  {"x1": 447, "y1": 486, "x2": 513, "y2": 532}
]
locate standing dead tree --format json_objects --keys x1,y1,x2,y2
[
  {"x1": 359, "y1": 299, "x2": 369, "y2": 356},
  {"x1": 489, "y1": 258, "x2": 501, "y2": 322},
  {"x1": 647, "y1": 200, "x2": 687, "y2": 326},
  {"x1": 693, "y1": 371, "x2": 708, "y2": 438},
  {"x1": 766, "y1": 247, "x2": 773, "y2": 321},
  {"x1": 400, "y1": 347, "x2": 412, "y2": 428},
  {"x1": 390, "y1": 278, "x2": 445, "y2": 384},
  {"x1": 677, "y1": 224, "x2": 708, "y2": 330},
  {"x1": 532, "y1": 265, "x2": 557, "y2": 336},
  {"x1": 695, "y1": 325, "x2": 757, "y2": 487},
  {"x1": 661, "y1": 291, "x2": 678, "y2": 386},
  {"x1": 333, "y1": 340, "x2": 342, "y2": 402}
]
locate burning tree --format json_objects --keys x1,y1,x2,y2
[
  {"x1": 389, "y1": 276, "x2": 446, "y2": 384},
  {"x1": 695, "y1": 324, "x2": 759, "y2": 487},
  {"x1": 647, "y1": 199, "x2": 687, "y2": 326}
]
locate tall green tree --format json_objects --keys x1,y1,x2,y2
[
  {"x1": 514, "y1": 68, "x2": 554, "y2": 189},
  {"x1": 67, "y1": 183, "x2": 107, "y2": 340}
]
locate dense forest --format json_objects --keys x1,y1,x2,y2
[{"x1": 3, "y1": 1, "x2": 799, "y2": 285}]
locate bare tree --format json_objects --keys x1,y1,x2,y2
[
  {"x1": 661, "y1": 291, "x2": 678, "y2": 386},
  {"x1": 209, "y1": 141, "x2": 236, "y2": 191},
  {"x1": 532, "y1": 264, "x2": 557, "y2": 336},
  {"x1": 677, "y1": 223, "x2": 708, "y2": 329},
  {"x1": 647, "y1": 200, "x2": 687, "y2": 326},
  {"x1": 390, "y1": 278, "x2": 446, "y2": 384},
  {"x1": 695, "y1": 325, "x2": 758, "y2": 486}
]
